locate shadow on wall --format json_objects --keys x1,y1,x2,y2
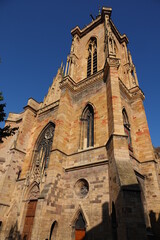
[
  {"x1": 147, "y1": 211, "x2": 160, "y2": 240},
  {"x1": 84, "y1": 202, "x2": 112, "y2": 240},
  {"x1": 6, "y1": 221, "x2": 21, "y2": 240},
  {"x1": 4, "y1": 186, "x2": 160, "y2": 240},
  {"x1": 83, "y1": 184, "x2": 160, "y2": 240}
]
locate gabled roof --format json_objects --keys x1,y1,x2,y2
[{"x1": 71, "y1": 7, "x2": 129, "y2": 44}]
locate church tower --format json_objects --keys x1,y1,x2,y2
[{"x1": 0, "y1": 7, "x2": 160, "y2": 240}]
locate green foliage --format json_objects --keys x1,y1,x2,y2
[
  {"x1": 0, "y1": 92, "x2": 18, "y2": 143},
  {"x1": 0, "y1": 92, "x2": 6, "y2": 122}
]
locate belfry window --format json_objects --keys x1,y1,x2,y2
[
  {"x1": 87, "y1": 37, "x2": 97, "y2": 77},
  {"x1": 122, "y1": 109, "x2": 132, "y2": 148},
  {"x1": 34, "y1": 123, "x2": 55, "y2": 173},
  {"x1": 81, "y1": 104, "x2": 94, "y2": 149}
]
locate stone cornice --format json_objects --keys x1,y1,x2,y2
[
  {"x1": 0, "y1": 202, "x2": 10, "y2": 207},
  {"x1": 104, "y1": 57, "x2": 120, "y2": 81},
  {"x1": 16, "y1": 178, "x2": 26, "y2": 182},
  {"x1": 71, "y1": 15, "x2": 102, "y2": 38},
  {"x1": 10, "y1": 147, "x2": 26, "y2": 155},
  {"x1": 71, "y1": 8, "x2": 111, "y2": 39},
  {"x1": 106, "y1": 133, "x2": 128, "y2": 150},
  {"x1": 110, "y1": 19, "x2": 129, "y2": 44},
  {"x1": 64, "y1": 159, "x2": 108, "y2": 172},
  {"x1": 130, "y1": 152, "x2": 157, "y2": 165},
  {"x1": 6, "y1": 112, "x2": 23, "y2": 124},
  {"x1": 134, "y1": 170, "x2": 145, "y2": 180},
  {"x1": 5, "y1": 118, "x2": 22, "y2": 124},
  {"x1": 23, "y1": 105, "x2": 37, "y2": 114},
  {"x1": 119, "y1": 79, "x2": 145, "y2": 102},
  {"x1": 119, "y1": 78, "x2": 132, "y2": 100},
  {"x1": 60, "y1": 70, "x2": 104, "y2": 93},
  {"x1": 37, "y1": 100, "x2": 60, "y2": 115},
  {"x1": 129, "y1": 86, "x2": 145, "y2": 101},
  {"x1": 107, "y1": 57, "x2": 120, "y2": 68},
  {"x1": 51, "y1": 144, "x2": 106, "y2": 157},
  {"x1": 71, "y1": 7, "x2": 128, "y2": 44}
]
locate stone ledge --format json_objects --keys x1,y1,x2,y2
[
  {"x1": 0, "y1": 202, "x2": 10, "y2": 207},
  {"x1": 130, "y1": 154, "x2": 157, "y2": 164},
  {"x1": 0, "y1": 157, "x2": 5, "y2": 163},
  {"x1": 60, "y1": 70, "x2": 104, "y2": 93},
  {"x1": 134, "y1": 170, "x2": 145, "y2": 180},
  {"x1": 10, "y1": 147, "x2": 26, "y2": 155},
  {"x1": 106, "y1": 133, "x2": 128, "y2": 150},
  {"x1": 51, "y1": 145, "x2": 106, "y2": 157},
  {"x1": 38, "y1": 100, "x2": 60, "y2": 115},
  {"x1": 64, "y1": 159, "x2": 108, "y2": 172}
]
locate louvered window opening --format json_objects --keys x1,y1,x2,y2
[
  {"x1": 87, "y1": 38, "x2": 97, "y2": 77},
  {"x1": 93, "y1": 50, "x2": 97, "y2": 74},
  {"x1": 87, "y1": 54, "x2": 91, "y2": 77}
]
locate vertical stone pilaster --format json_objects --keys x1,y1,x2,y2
[
  {"x1": 130, "y1": 90, "x2": 154, "y2": 162},
  {"x1": 105, "y1": 59, "x2": 147, "y2": 240},
  {"x1": 105, "y1": 57, "x2": 124, "y2": 137}
]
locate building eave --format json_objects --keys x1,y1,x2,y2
[
  {"x1": 110, "y1": 19, "x2": 129, "y2": 44},
  {"x1": 71, "y1": 16, "x2": 102, "y2": 38},
  {"x1": 71, "y1": 6, "x2": 128, "y2": 44}
]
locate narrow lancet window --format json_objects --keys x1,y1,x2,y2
[
  {"x1": 87, "y1": 44, "x2": 92, "y2": 77},
  {"x1": 81, "y1": 104, "x2": 94, "y2": 149},
  {"x1": 122, "y1": 109, "x2": 132, "y2": 149},
  {"x1": 87, "y1": 37, "x2": 97, "y2": 77}
]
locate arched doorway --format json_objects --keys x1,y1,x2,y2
[
  {"x1": 22, "y1": 183, "x2": 39, "y2": 240},
  {"x1": 49, "y1": 221, "x2": 58, "y2": 240},
  {"x1": 75, "y1": 213, "x2": 86, "y2": 240},
  {"x1": 22, "y1": 200, "x2": 37, "y2": 240}
]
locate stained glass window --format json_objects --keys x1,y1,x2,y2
[{"x1": 35, "y1": 124, "x2": 55, "y2": 173}]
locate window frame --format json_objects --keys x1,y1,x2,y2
[{"x1": 87, "y1": 37, "x2": 97, "y2": 77}]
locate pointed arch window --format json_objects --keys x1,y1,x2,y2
[
  {"x1": 34, "y1": 123, "x2": 55, "y2": 174},
  {"x1": 122, "y1": 109, "x2": 132, "y2": 149},
  {"x1": 87, "y1": 37, "x2": 97, "y2": 77},
  {"x1": 80, "y1": 104, "x2": 94, "y2": 149}
]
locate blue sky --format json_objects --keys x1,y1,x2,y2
[{"x1": 0, "y1": 0, "x2": 160, "y2": 147}]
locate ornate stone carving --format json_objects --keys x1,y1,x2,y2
[
  {"x1": 25, "y1": 125, "x2": 54, "y2": 187},
  {"x1": 29, "y1": 184, "x2": 40, "y2": 200},
  {"x1": 108, "y1": 32, "x2": 116, "y2": 56},
  {"x1": 107, "y1": 57, "x2": 120, "y2": 68}
]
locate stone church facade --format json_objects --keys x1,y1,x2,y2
[{"x1": 0, "y1": 7, "x2": 160, "y2": 240}]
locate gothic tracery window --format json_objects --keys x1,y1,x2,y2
[
  {"x1": 87, "y1": 37, "x2": 97, "y2": 77},
  {"x1": 122, "y1": 109, "x2": 132, "y2": 149},
  {"x1": 81, "y1": 104, "x2": 94, "y2": 149},
  {"x1": 34, "y1": 123, "x2": 55, "y2": 174}
]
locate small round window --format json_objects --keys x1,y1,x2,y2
[{"x1": 74, "y1": 179, "x2": 89, "y2": 198}]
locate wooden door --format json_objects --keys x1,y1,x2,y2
[
  {"x1": 22, "y1": 200, "x2": 37, "y2": 240},
  {"x1": 75, "y1": 229, "x2": 85, "y2": 240}
]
